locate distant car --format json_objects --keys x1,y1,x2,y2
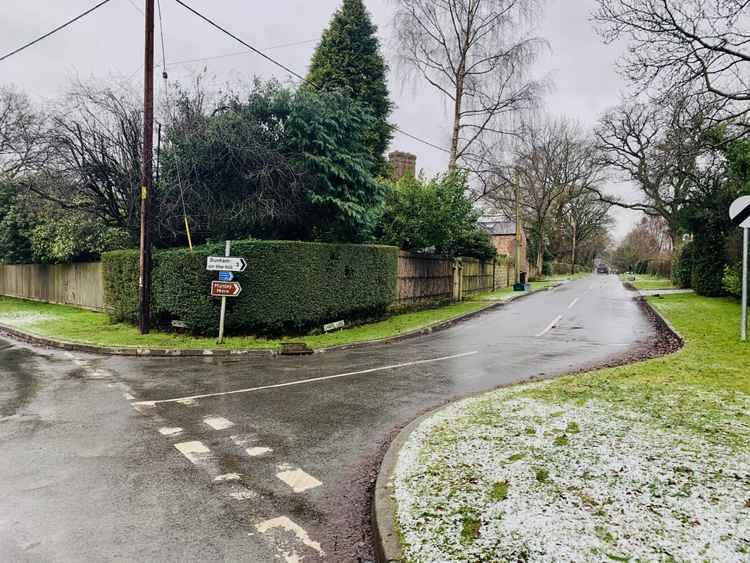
[{"x1": 596, "y1": 265, "x2": 610, "y2": 274}]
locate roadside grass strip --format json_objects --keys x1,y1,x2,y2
[
  {"x1": 393, "y1": 294, "x2": 750, "y2": 562},
  {"x1": 0, "y1": 296, "x2": 486, "y2": 351}
]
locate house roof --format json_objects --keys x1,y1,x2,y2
[{"x1": 479, "y1": 220, "x2": 518, "y2": 236}]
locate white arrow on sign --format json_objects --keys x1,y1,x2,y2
[
  {"x1": 730, "y1": 195, "x2": 750, "y2": 228},
  {"x1": 207, "y1": 256, "x2": 247, "y2": 272}
]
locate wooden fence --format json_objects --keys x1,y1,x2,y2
[
  {"x1": 395, "y1": 251, "x2": 454, "y2": 304},
  {"x1": 0, "y1": 262, "x2": 105, "y2": 311},
  {"x1": 396, "y1": 252, "x2": 513, "y2": 305}
]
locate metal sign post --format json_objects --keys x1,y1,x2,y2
[
  {"x1": 218, "y1": 241, "x2": 230, "y2": 344},
  {"x1": 742, "y1": 227, "x2": 749, "y2": 342},
  {"x1": 729, "y1": 195, "x2": 750, "y2": 341}
]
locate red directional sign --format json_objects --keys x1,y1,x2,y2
[{"x1": 211, "y1": 281, "x2": 242, "y2": 298}]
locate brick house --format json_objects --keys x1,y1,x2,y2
[{"x1": 479, "y1": 218, "x2": 529, "y2": 278}]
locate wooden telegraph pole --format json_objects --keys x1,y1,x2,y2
[{"x1": 138, "y1": 0, "x2": 155, "y2": 334}]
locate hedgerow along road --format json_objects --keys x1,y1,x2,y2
[{"x1": 0, "y1": 274, "x2": 652, "y2": 562}]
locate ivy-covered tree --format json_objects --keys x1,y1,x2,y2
[{"x1": 307, "y1": 0, "x2": 392, "y2": 173}]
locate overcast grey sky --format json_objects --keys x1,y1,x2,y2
[{"x1": 3, "y1": 0, "x2": 642, "y2": 238}]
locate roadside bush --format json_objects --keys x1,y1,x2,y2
[
  {"x1": 674, "y1": 242, "x2": 694, "y2": 289},
  {"x1": 691, "y1": 232, "x2": 727, "y2": 296},
  {"x1": 722, "y1": 263, "x2": 744, "y2": 298},
  {"x1": 103, "y1": 240, "x2": 399, "y2": 335}
]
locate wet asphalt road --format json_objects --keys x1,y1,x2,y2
[{"x1": 0, "y1": 275, "x2": 653, "y2": 562}]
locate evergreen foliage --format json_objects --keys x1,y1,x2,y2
[
  {"x1": 307, "y1": 0, "x2": 392, "y2": 172},
  {"x1": 103, "y1": 241, "x2": 398, "y2": 335},
  {"x1": 376, "y1": 172, "x2": 496, "y2": 260}
]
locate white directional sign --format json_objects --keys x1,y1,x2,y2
[
  {"x1": 206, "y1": 256, "x2": 247, "y2": 272},
  {"x1": 730, "y1": 195, "x2": 750, "y2": 228}
]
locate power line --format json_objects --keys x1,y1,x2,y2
[
  {"x1": 171, "y1": 0, "x2": 451, "y2": 154},
  {"x1": 0, "y1": 0, "x2": 114, "y2": 63}
]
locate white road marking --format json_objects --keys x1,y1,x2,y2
[
  {"x1": 246, "y1": 447, "x2": 272, "y2": 457},
  {"x1": 229, "y1": 490, "x2": 258, "y2": 501},
  {"x1": 276, "y1": 464, "x2": 322, "y2": 493},
  {"x1": 123, "y1": 393, "x2": 135, "y2": 401},
  {"x1": 568, "y1": 297, "x2": 580, "y2": 310},
  {"x1": 231, "y1": 434, "x2": 257, "y2": 447},
  {"x1": 134, "y1": 351, "x2": 479, "y2": 407},
  {"x1": 203, "y1": 416, "x2": 234, "y2": 430},
  {"x1": 214, "y1": 473, "x2": 241, "y2": 482},
  {"x1": 256, "y1": 516, "x2": 325, "y2": 560},
  {"x1": 158, "y1": 427, "x2": 183, "y2": 437},
  {"x1": 536, "y1": 315, "x2": 563, "y2": 338},
  {"x1": 174, "y1": 441, "x2": 211, "y2": 464}
]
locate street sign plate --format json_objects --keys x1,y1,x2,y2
[
  {"x1": 218, "y1": 271, "x2": 234, "y2": 282},
  {"x1": 211, "y1": 281, "x2": 242, "y2": 297},
  {"x1": 730, "y1": 195, "x2": 750, "y2": 228},
  {"x1": 207, "y1": 256, "x2": 247, "y2": 272},
  {"x1": 323, "y1": 320, "x2": 346, "y2": 332}
]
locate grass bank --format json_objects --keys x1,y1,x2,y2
[
  {"x1": 393, "y1": 294, "x2": 750, "y2": 562},
  {"x1": 621, "y1": 273, "x2": 675, "y2": 290},
  {"x1": 0, "y1": 297, "x2": 492, "y2": 351}
]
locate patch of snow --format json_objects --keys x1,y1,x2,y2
[{"x1": 394, "y1": 384, "x2": 750, "y2": 562}]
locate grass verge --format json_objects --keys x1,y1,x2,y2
[
  {"x1": 0, "y1": 280, "x2": 565, "y2": 351},
  {"x1": 621, "y1": 273, "x2": 675, "y2": 290},
  {"x1": 0, "y1": 297, "x2": 490, "y2": 351},
  {"x1": 393, "y1": 294, "x2": 750, "y2": 562}
]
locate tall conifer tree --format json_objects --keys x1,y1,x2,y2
[{"x1": 307, "y1": 0, "x2": 392, "y2": 173}]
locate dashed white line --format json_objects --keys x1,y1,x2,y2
[
  {"x1": 568, "y1": 297, "x2": 580, "y2": 310},
  {"x1": 276, "y1": 464, "x2": 322, "y2": 493},
  {"x1": 256, "y1": 516, "x2": 325, "y2": 560},
  {"x1": 134, "y1": 351, "x2": 479, "y2": 407},
  {"x1": 203, "y1": 416, "x2": 234, "y2": 430},
  {"x1": 536, "y1": 315, "x2": 563, "y2": 338},
  {"x1": 174, "y1": 441, "x2": 211, "y2": 464},
  {"x1": 246, "y1": 447, "x2": 272, "y2": 457},
  {"x1": 158, "y1": 427, "x2": 183, "y2": 437}
]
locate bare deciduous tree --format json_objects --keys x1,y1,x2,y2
[
  {"x1": 594, "y1": 0, "x2": 750, "y2": 122},
  {"x1": 393, "y1": 0, "x2": 547, "y2": 170},
  {"x1": 508, "y1": 119, "x2": 604, "y2": 273},
  {"x1": 0, "y1": 87, "x2": 47, "y2": 181},
  {"x1": 593, "y1": 95, "x2": 720, "y2": 247}
]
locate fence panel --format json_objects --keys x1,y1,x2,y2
[
  {"x1": 461, "y1": 258, "x2": 495, "y2": 296},
  {"x1": 395, "y1": 251, "x2": 454, "y2": 305},
  {"x1": 0, "y1": 262, "x2": 105, "y2": 311}
]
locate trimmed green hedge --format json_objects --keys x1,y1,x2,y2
[{"x1": 103, "y1": 241, "x2": 399, "y2": 335}]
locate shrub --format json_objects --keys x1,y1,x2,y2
[
  {"x1": 103, "y1": 240, "x2": 399, "y2": 335},
  {"x1": 674, "y1": 242, "x2": 694, "y2": 289},
  {"x1": 691, "y1": 232, "x2": 727, "y2": 296},
  {"x1": 722, "y1": 263, "x2": 744, "y2": 298}
]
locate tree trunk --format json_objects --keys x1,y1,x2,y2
[
  {"x1": 448, "y1": 68, "x2": 466, "y2": 171},
  {"x1": 536, "y1": 223, "x2": 544, "y2": 275},
  {"x1": 570, "y1": 220, "x2": 577, "y2": 275}
]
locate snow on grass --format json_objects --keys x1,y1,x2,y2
[
  {"x1": 394, "y1": 382, "x2": 750, "y2": 562},
  {"x1": 0, "y1": 311, "x2": 60, "y2": 327}
]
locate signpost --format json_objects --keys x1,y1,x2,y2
[
  {"x1": 208, "y1": 242, "x2": 244, "y2": 344},
  {"x1": 729, "y1": 195, "x2": 750, "y2": 341}
]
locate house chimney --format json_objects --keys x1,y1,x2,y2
[{"x1": 388, "y1": 151, "x2": 417, "y2": 181}]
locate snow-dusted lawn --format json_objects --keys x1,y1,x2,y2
[{"x1": 394, "y1": 384, "x2": 750, "y2": 562}]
